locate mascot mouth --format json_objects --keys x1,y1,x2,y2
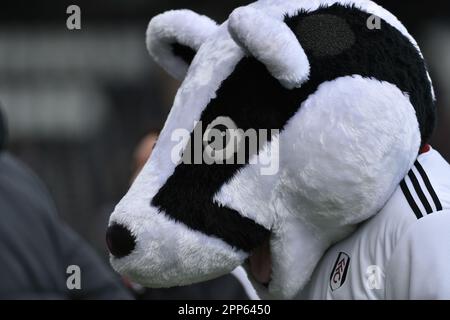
[{"x1": 248, "y1": 239, "x2": 272, "y2": 286}]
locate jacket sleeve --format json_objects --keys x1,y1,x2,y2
[
  {"x1": 0, "y1": 153, "x2": 133, "y2": 300},
  {"x1": 55, "y1": 220, "x2": 134, "y2": 300},
  {"x1": 385, "y1": 211, "x2": 450, "y2": 299}
]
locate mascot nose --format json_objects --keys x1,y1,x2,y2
[{"x1": 106, "y1": 224, "x2": 136, "y2": 258}]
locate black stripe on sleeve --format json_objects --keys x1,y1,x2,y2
[
  {"x1": 400, "y1": 180, "x2": 423, "y2": 219},
  {"x1": 415, "y1": 161, "x2": 443, "y2": 212},
  {"x1": 408, "y1": 170, "x2": 433, "y2": 214}
]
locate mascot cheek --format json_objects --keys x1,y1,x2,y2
[
  {"x1": 217, "y1": 75, "x2": 421, "y2": 300},
  {"x1": 280, "y1": 75, "x2": 421, "y2": 227},
  {"x1": 254, "y1": 75, "x2": 421, "y2": 299}
]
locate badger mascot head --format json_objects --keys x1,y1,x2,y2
[{"x1": 106, "y1": 0, "x2": 435, "y2": 299}]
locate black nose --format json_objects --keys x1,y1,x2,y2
[{"x1": 106, "y1": 224, "x2": 136, "y2": 258}]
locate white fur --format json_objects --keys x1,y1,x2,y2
[
  {"x1": 215, "y1": 76, "x2": 421, "y2": 298},
  {"x1": 231, "y1": 267, "x2": 260, "y2": 300},
  {"x1": 110, "y1": 203, "x2": 246, "y2": 287},
  {"x1": 228, "y1": 7, "x2": 310, "y2": 89},
  {"x1": 146, "y1": 10, "x2": 218, "y2": 80}
]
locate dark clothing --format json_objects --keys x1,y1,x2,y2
[
  {"x1": 0, "y1": 108, "x2": 5, "y2": 151},
  {"x1": 0, "y1": 153, "x2": 132, "y2": 299}
]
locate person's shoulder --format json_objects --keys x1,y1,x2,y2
[
  {"x1": 416, "y1": 149, "x2": 450, "y2": 209},
  {"x1": 360, "y1": 148, "x2": 450, "y2": 253},
  {"x1": 407, "y1": 209, "x2": 450, "y2": 239},
  {"x1": 0, "y1": 153, "x2": 40, "y2": 185},
  {"x1": 0, "y1": 152, "x2": 57, "y2": 218},
  {"x1": 379, "y1": 150, "x2": 450, "y2": 299},
  {"x1": 385, "y1": 148, "x2": 450, "y2": 255},
  {"x1": 398, "y1": 149, "x2": 450, "y2": 220},
  {"x1": 393, "y1": 149, "x2": 449, "y2": 222},
  {"x1": 384, "y1": 209, "x2": 450, "y2": 299}
]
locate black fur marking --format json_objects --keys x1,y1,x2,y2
[
  {"x1": 152, "y1": 4, "x2": 435, "y2": 252},
  {"x1": 171, "y1": 43, "x2": 197, "y2": 65},
  {"x1": 286, "y1": 4, "x2": 435, "y2": 144},
  {"x1": 106, "y1": 224, "x2": 136, "y2": 259},
  {"x1": 296, "y1": 14, "x2": 356, "y2": 57}
]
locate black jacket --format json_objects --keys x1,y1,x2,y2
[
  {"x1": 0, "y1": 108, "x2": 6, "y2": 152},
  {"x1": 0, "y1": 151, "x2": 133, "y2": 299}
]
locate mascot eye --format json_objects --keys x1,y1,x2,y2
[
  {"x1": 209, "y1": 124, "x2": 230, "y2": 150},
  {"x1": 294, "y1": 14, "x2": 355, "y2": 57},
  {"x1": 203, "y1": 116, "x2": 242, "y2": 161}
]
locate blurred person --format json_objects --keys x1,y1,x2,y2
[
  {"x1": 0, "y1": 108, "x2": 133, "y2": 300},
  {"x1": 131, "y1": 132, "x2": 159, "y2": 183},
  {"x1": 123, "y1": 132, "x2": 257, "y2": 300},
  {"x1": 0, "y1": 106, "x2": 6, "y2": 152}
]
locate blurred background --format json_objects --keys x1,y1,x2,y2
[{"x1": 0, "y1": 0, "x2": 449, "y2": 260}]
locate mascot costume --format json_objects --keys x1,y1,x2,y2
[{"x1": 106, "y1": 0, "x2": 450, "y2": 299}]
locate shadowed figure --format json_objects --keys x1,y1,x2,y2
[{"x1": 0, "y1": 109, "x2": 133, "y2": 299}]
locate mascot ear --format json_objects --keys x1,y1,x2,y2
[
  {"x1": 146, "y1": 10, "x2": 218, "y2": 81},
  {"x1": 228, "y1": 7, "x2": 310, "y2": 89}
]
